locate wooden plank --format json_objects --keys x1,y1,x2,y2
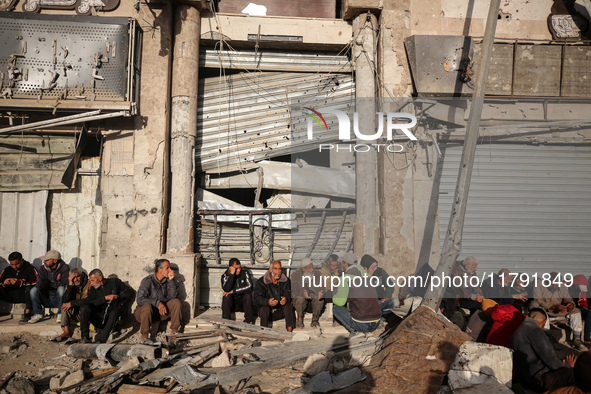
[
  {"x1": 0, "y1": 172, "x2": 70, "y2": 191},
  {"x1": 0, "y1": 154, "x2": 73, "y2": 171},
  {"x1": 562, "y1": 46, "x2": 591, "y2": 97},
  {"x1": 210, "y1": 317, "x2": 294, "y2": 340},
  {"x1": 513, "y1": 44, "x2": 562, "y2": 96},
  {"x1": 117, "y1": 384, "x2": 168, "y2": 394},
  {"x1": 0, "y1": 136, "x2": 75, "y2": 154}
]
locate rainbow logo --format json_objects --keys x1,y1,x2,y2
[{"x1": 303, "y1": 107, "x2": 328, "y2": 131}]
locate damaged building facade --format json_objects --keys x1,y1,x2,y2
[{"x1": 1, "y1": 0, "x2": 590, "y2": 315}]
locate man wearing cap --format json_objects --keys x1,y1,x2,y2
[
  {"x1": 332, "y1": 254, "x2": 382, "y2": 333},
  {"x1": 253, "y1": 260, "x2": 295, "y2": 332},
  {"x1": 29, "y1": 250, "x2": 69, "y2": 324},
  {"x1": 0, "y1": 251, "x2": 38, "y2": 323},
  {"x1": 291, "y1": 257, "x2": 325, "y2": 328},
  {"x1": 221, "y1": 258, "x2": 254, "y2": 324}
]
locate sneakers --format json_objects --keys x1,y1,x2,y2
[
  {"x1": 18, "y1": 314, "x2": 31, "y2": 324},
  {"x1": 28, "y1": 314, "x2": 43, "y2": 324},
  {"x1": 55, "y1": 314, "x2": 62, "y2": 323}
]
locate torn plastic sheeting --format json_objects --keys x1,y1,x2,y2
[
  {"x1": 138, "y1": 364, "x2": 209, "y2": 386},
  {"x1": 205, "y1": 161, "x2": 355, "y2": 200}
]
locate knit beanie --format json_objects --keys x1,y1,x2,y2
[{"x1": 360, "y1": 254, "x2": 378, "y2": 270}]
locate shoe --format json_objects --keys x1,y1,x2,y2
[
  {"x1": 573, "y1": 339, "x2": 582, "y2": 350},
  {"x1": 296, "y1": 320, "x2": 304, "y2": 329},
  {"x1": 80, "y1": 337, "x2": 91, "y2": 344},
  {"x1": 28, "y1": 314, "x2": 43, "y2": 324},
  {"x1": 311, "y1": 320, "x2": 320, "y2": 328},
  {"x1": 55, "y1": 314, "x2": 62, "y2": 323},
  {"x1": 18, "y1": 315, "x2": 30, "y2": 324}
]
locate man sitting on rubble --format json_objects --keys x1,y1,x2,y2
[
  {"x1": 0, "y1": 252, "x2": 38, "y2": 324},
  {"x1": 321, "y1": 253, "x2": 351, "y2": 297},
  {"x1": 221, "y1": 258, "x2": 254, "y2": 324},
  {"x1": 253, "y1": 260, "x2": 294, "y2": 332},
  {"x1": 512, "y1": 308, "x2": 576, "y2": 392},
  {"x1": 453, "y1": 256, "x2": 484, "y2": 314},
  {"x1": 54, "y1": 268, "x2": 91, "y2": 342},
  {"x1": 363, "y1": 257, "x2": 397, "y2": 319},
  {"x1": 80, "y1": 269, "x2": 133, "y2": 343},
  {"x1": 533, "y1": 272, "x2": 583, "y2": 348},
  {"x1": 29, "y1": 250, "x2": 69, "y2": 324},
  {"x1": 332, "y1": 254, "x2": 382, "y2": 333},
  {"x1": 484, "y1": 268, "x2": 528, "y2": 306},
  {"x1": 135, "y1": 259, "x2": 183, "y2": 344},
  {"x1": 291, "y1": 257, "x2": 324, "y2": 329}
]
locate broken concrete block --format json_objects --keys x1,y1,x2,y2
[
  {"x1": 49, "y1": 371, "x2": 69, "y2": 390},
  {"x1": 329, "y1": 356, "x2": 346, "y2": 374},
  {"x1": 347, "y1": 348, "x2": 374, "y2": 368},
  {"x1": 292, "y1": 332, "x2": 311, "y2": 342},
  {"x1": 60, "y1": 370, "x2": 85, "y2": 388},
  {"x1": 0, "y1": 343, "x2": 16, "y2": 354},
  {"x1": 343, "y1": 306, "x2": 470, "y2": 394},
  {"x1": 211, "y1": 350, "x2": 234, "y2": 368},
  {"x1": 447, "y1": 341, "x2": 513, "y2": 393},
  {"x1": 303, "y1": 353, "x2": 331, "y2": 376}
]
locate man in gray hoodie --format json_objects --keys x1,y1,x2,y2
[{"x1": 134, "y1": 259, "x2": 182, "y2": 344}]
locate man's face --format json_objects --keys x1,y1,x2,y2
[
  {"x1": 9, "y1": 258, "x2": 23, "y2": 271},
  {"x1": 302, "y1": 263, "x2": 314, "y2": 274},
  {"x1": 328, "y1": 260, "x2": 339, "y2": 270},
  {"x1": 499, "y1": 270, "x2": 511, "y2": 285},
  {"x1": 465, "y1": 262, "x2": 478, "y2": 274},
  {"x1": 43, "y1": 258, "x2": 57, "y2": 269},
  {"x1": 89, "y1": 275, "x2": 103, "y2": 289},
  {"x1": 232, "y1": 263, "x2": 242, "y2": 276},
  {"x1": 271, "y1": 262, "x2": 282, "y2": 280},
  {"x1": 72, "y1": 273, "x2": 83, "y2": 286},
  {"x1": 158, "y1": 261, "x2": 171, "y2": 277}
]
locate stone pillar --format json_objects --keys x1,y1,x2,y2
[
  {"x1": 352, "y1": 13, "x2": 379, "y2": 256},
  {"x1": 168, "y1": 5, "x2": 200, "y2": 254}
]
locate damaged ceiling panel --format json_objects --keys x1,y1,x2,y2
[
  {"x1": 204, "y1": 160, "x2": 355, "y2": 200},
  {"x1": 0, "y1": 134, "x2": 83, "y2": 191},
  {"x1": 197, "y1": 72, "x2": 354, "y2": 172},
  {"x1": 405, "y1": 35, "x2": 591, "y2": 97}
]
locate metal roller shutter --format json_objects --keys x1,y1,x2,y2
[{"x1": 438, "y1": 143, "x2": 591, "y2": 278}]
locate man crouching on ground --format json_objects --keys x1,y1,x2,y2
[
  {"x1": 254, "y1": 260, "x2": 295, "y2": 332},
  {"x1": 134, "y1": 259, "x2": 182, "y2": 344}
]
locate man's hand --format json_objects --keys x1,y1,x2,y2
[
  {"x1": 567, "y1": 302, "x2": 575, "y2": 312},
  {"x1": 105, "y1": 294, "x2": 118, "y2": 302},
  {"x1": 228, "y1": 265, "x2": 236, "y2": 275},
  {"x1": 3, "y1": 278, "x2": 16, "y2": 286},
  {"x1": 318, "y1": 290, "x2": 325, "y2": 300},
  {"x1": 158, "y1": 302, "x2": 167, "y2": 316},
  {"x1": 223, "y1": 290, "x2": 234, "y2": 297},
  {"x1": 280, "y1": 296, "x2": 287, "y2": 306},
  {"x1": 564, "y1": 354, "x2": 577, "y2": 367},
  {"x1": 68, "y1": 272, "x2": 77, "y2": 285},
  {"x1": 380, "y1": 298, "x2": 388, "y2": 302},
  {"x1": 512, "y1": 293, "x2": 528, "y2": 302},
  {"x1": 268, "y1": 298, "x2": 278, "y2": 307},
  {"x1": 168, "y1": 270, "x2": 176, "y2": 280},
  {"x1": 303, "y1": 290, "x2": 310, "y2": 300},
  {"x1": 558, "y1": 304, "x2": 568, "y2": 313},
  {"x1": 61, "y1": 302, "x2": 71, "y2": 312}
]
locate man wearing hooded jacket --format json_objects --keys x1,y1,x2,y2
[{"x1": 221, "y1": 258, "x2": 254, "y2": 324}]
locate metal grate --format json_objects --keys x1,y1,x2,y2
[{"x1": 0, "y1": 13, "x2": 129, "y2": 101}]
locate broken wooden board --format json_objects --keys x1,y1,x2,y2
[{"x1": 210, "y1": 317, "x2": 295, "y2": 340}]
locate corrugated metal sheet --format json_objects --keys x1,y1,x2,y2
[
  {"x1": 197, "y1": 72, "x2": 354, "y2": 173},
  {"x1": 0, "y1": 191, "x2": 48, "y2": 265},
  {"x1": 438, "y1": 143, "x2": 591, "y2": 277},
  {"x1": 0, "y1": 134, "x2": 78, "y2": 191},
  {"x1": 200, "y1": 49, "x2": 352, "y2": 73}
]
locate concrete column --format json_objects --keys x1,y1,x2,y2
[
  {"x1": 352, "y1": 13, "x2": 379, "y2": 256},
  {"x1": 168, "y1": 5, "x2": 200, "y2": 253}
]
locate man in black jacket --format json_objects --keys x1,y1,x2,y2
[
  {"x1": 0, "y1": 252, "x2": 38, "y2": 323},
  {"x1": 253, "y1": 260, "x2": 294, "y2": 332},
  {"x1": 134, "y1": 259, "x2": 182, "y2": 344},
  {"x1": 79, "y1": 269, "x2": 133, "y2": 343},
  {"x1": 511, "y1": 308, "x2": 576, "y2": 392},
  {"x1": 221, "y1": 258, "x2": 254, "y2": 324}
]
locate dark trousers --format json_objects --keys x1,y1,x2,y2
[
  {"x1": 79, "y1": 303, "x2": 121, "y2": 343},
  {"x1": 536, "y1": 367, "x2": 575, "y2": 392},
  {"x1": 222, "y1": 292, "x2": 254, "y2": 323},
  {"x1": 259, "y1": 302, "x2": 295, "y2": 330},
  {"x1": 293, "y1": 297, "x2": 324, "y2": 321},
  {"x1": 0, "y1": 285, "x2": 33, "y2": 311},
  {"x1": 134, "y1": 299, "x2": 182, "y2": 337}
]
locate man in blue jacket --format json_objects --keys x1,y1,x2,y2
[
  {"x1": 134, "y1": 259, "x2": 182, "y2": 344},
  {"x1": 221, "y1": 258, "x2": 254, "y2": 324},
  {"x1": 29, "y1": 250, "x2": 69, "y2": 324}
]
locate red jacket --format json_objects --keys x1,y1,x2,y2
[{"x1": 486, "y1": 304, "x2": 526, "y2": 348}]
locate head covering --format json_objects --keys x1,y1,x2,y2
[
  {"x1": 39, "y1": 250, "x2": 61, "y2": 260},
  {"x1": 360, "y1": 254, "x2": 378, "y2": 270},
  {"x1": 482, "y1": 299, "x2": 498, "y2": 316},
  {"x1": 573, "y1": 274, "x2": 589, "y2": 286},
  {"x1": 340, "y1": 253, "x2": 358, "y2": 266},
  {"x1": 300, "y1": 257, "x2": 313, "y2": 268},
  {"x1": 574, "y1": 351, "x2": 591, "y2": 391}
]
